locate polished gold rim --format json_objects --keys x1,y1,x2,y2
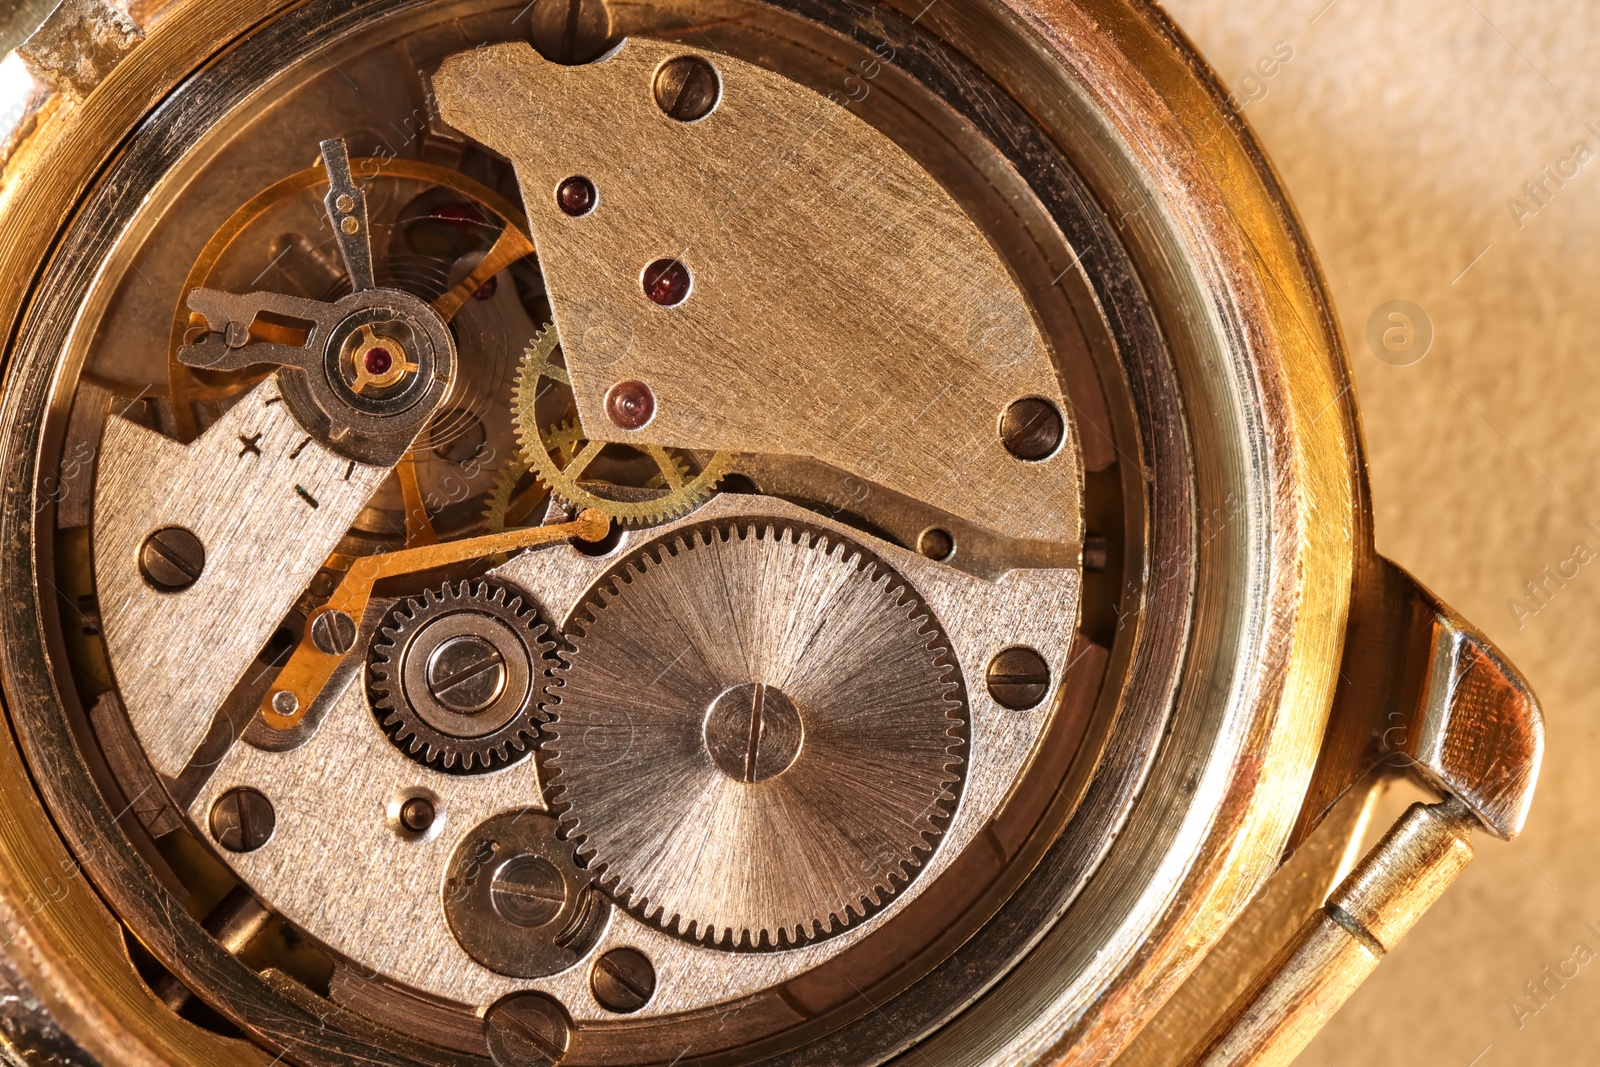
[{"x1": 0, "y1": 1, "x2": 1366, "y2": 1065}]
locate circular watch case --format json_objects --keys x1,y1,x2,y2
[{"x1": 0, "y1": 0, "x2": 1541, "y2": 1065}]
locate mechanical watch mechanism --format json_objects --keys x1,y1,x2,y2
[
  {"x1": 370, "y1": 579, "x2": 556, "y2": 774},
  {"x1": 39, "y1": 3, "x2": 1124, "y2": 1063},
  {"x1": 545, "y1": 520, "x2": 967, "y2": 949}
]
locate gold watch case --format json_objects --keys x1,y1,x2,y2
[{"x1": 0, "y1": 1, "x2": 1541, "y2": 1065}]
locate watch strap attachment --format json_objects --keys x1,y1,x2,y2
[
  {"x1": 1181, "y1": 560, "x2": 1543, "y2": 1066},
  {"x1": 1184, "y1": 798, "x2": 1474, "y2": 1067}
]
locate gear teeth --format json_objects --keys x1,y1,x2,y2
[
  {"x1": 366, "y1": 578, "x2": 553, "y2": 776},
  {"x1": 480, "y1": 460, "x2": 533, "y2": 534},
  {"x1": 509, "y1": 326, "x2": 735, "y2": 525},
  {"x1": 542, "y1": 518, "x2": 969, "y2": 951}
]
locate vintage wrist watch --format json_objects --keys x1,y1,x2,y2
[{"x1": 0, "y1": 0, "x2": 1542, "y2": 1065}]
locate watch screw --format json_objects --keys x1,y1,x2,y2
[
  {"x1": 210, "y1": 788, "x2": 276, "y2": 853},
  {"x1": 590, "y1": 947, "x2": 656, "y2": 1013},
  {"x1": 985, "y1": 646, "x2": 1051, "y2": 710},
  {"x1": 138, "y1": 526, "x2": 205, "y2": 591},
  {"x1": 490, "y1": 854, "x2": 568, "y2": 928},
  {"x1": 484, "y1": 992, "x2": 571, "y2": 1066},
  {"x1": 654, "y1": 55, "x2": 720, "y2": 121},
  {"x1": 426, "y1": 634, "x2": 508, "y2": 713},
  {"x1": 999, "y1": 398, "x2": 1064, "y2": 461},
  {"x1": 309, "y1": 609, "x2": 356, "y2": 655}
]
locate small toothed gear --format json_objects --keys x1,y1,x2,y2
[
  {"x1": 512, "y1": 325, "x2": 732, "y2": 526},
  {"x1": 369, "y1": 579, "x2": 555, "y2": 773},
  {"x1": 542, "y1": 520, "x2": 968, "y2": 949}
]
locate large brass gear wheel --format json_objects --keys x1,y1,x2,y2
[
  {"x1": 512, "y1": 325, "x2": 732, "y2": 525},
  {"x1": 541, "y1": 519, "x2": 968, "y2": 950}
]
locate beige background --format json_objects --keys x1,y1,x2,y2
[{"x1": 1159, "y1": 1, "x2": 1598, "y2": 1063}]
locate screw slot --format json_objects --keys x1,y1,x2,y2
[
  {"x1": 490, "y1": 854, "x2": 568, "y2": 928},
  {"x1": 591, "y1": 947, "x2": 656, "y2": 1013},
  {"x1": 310, "y1": 609, "x2": 357, "y2": 655},
  {"x1": 139, "y1": 526, "x2": 205, "y2": 591},
  {"x1": 999, "y1": 398, "x2": 1064, "y2": 461},
  {"x1": 985, "y1": 647, "x2": 1051, "y2": 710},
  {"x1": 210, "y1": 788, "x2": 276, "y2": 853},
  {"x1": 484, "y1": 992, "x2": 571, "y2": 1067},
  {"x1": 426, "y1": 634, "x2": 509, "y2": 714},
  {"x1": 654, "y1": 55, "x2": 721, "y2": 121}
]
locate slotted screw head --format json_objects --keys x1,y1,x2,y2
[
  {"x1": 703, "y1": 683, "x2": 803, "y2": 783},
  {"x1": 490, "y1": 854, "x2": 568, "y2": 928},
  {"x1": 484, "y1": 992, "x2": 571, "y2": 1067},
  {"x1": 999, "y1": 398, "x2": 1064, "y2": 461},
  {"x1": 653, "y1": 55, "x2": 721, "y2": 121},
  {"x1": 527, "y1": 0, "x2": 613, "y2": 65},
  {"x1": 426, "y1": 634, "x2": 508, "y2": 714},
  {"x1": 985, "y1": 647, "x2": 1051, "y2": 710},
  {"x1": 209, "y1": 788, "x2": 275, "y2": 853},
  {"x1": 590, "y1": 947, "x2": 656, "y2": 1013},
  {"x1": 139, "y1": 526, "x2": 205, "y2": 591},
  {"x1": 310, "y1": 609, "x2": 356, "y2": 655}
]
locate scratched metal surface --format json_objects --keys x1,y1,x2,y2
[{"x1": 1162, "y1": 2, "x2": 1598, "y2": 1063}]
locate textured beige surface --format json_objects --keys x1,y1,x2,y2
[{"x1": 1160, "y1": 1, "x2": 1598, "y2": 1063}]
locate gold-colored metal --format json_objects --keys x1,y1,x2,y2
[
  {"x1": 17, "y1": 0, "x2": 143, "y2": 98},
  {"x1": 434, "y1": 38, "x2": 1084, "y2": 545},
  {"x1": 1187, "y1": 799, "x2": 1477, "y2": 1067},
  {"x1": 0, "y1": 0, "x2": 1544, "y2": 1063},
  {"x1": 166, "y1": 156, "x2": 533, "y2": 440},
  {"x1": 431, "y1": 224, "x2": 536, "y2": 321},
  {"x1": 393, "y1": 454, "x2": 440, "y2": 547},
  {"x1": 512, "y1": 325, "x2": 732, "y2": 524},
  {"x1": 0, "y1": 0, "x2": 308, "y2": 1056},
  {"x1": 260, "y1": 507, "x2": 609, "y2": 730}
]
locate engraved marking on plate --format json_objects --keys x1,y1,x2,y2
[{"x1": 95, "y1": 377, "x2": 386, "y2": 775}]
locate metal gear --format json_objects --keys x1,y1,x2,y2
[
  {"x1": 541, "y1": 520, "x2": 967, "y2": 949},
  {"x1": 480, "y1": 459, "x2": 534, "y2": 535},
  {"x1": 369, "y1": 579, "x2": 555, "y2": 773},
  {"x1": 512, "y1": 325, "x2": 732, "y2": 525}
]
